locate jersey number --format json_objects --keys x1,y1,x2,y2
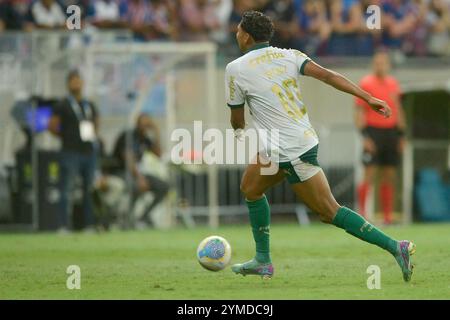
[{"x1": 271, "y1": 78, "x2": 307, "y2": 121}]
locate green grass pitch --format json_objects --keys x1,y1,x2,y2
[{"x1": 1, "y1": 223, "x2": 449, "y2": 299}]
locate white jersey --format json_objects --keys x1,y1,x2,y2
[{"x1": 225, "y1": 44, "x2": 319, "y2": 163}]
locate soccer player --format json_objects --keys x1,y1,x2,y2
[
  {"x1": 355, "y1": 50, "x2": 406, "y2": 224},
  {"x1": 225, "y1": 11, "x2": 415, "y2": 281}
]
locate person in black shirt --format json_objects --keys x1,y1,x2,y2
[
  {"x1": 113, "y1": 114, "x2": 169, "y2": 226},
  {"x1": 0, "y1": 0, "x2": 31, "y2": 31},
  {"x1": 48, "y1": 70, "x2": 99, "y2": 231}
]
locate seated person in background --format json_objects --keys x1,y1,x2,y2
[
  {"x1": 86, "y1": 0, "x2": 127, "y2": 29},
  {"x1": 28, "y1": 0, "x2": 67, "y2": 29},
  {"x1": 113, "y1": 113, "x2": 169, "y2": 226},
  {"x1": 92, "y1": 139, "x2": 127, "y2": 231}
]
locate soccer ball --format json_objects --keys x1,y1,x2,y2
[{"x1": 196, "y1": 235, "x2": 232, "y2": 271}]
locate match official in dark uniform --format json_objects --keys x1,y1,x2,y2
[{"x1": 354, "y1": 51, "x2": 406, "y2": 224}]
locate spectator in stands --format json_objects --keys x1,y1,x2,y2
[
  {"x1": 293, "y1": 0, "x2": 331, "y2": 56},
  {"x1": 354, "y1": 50, "x2": 406, "y2": 224},
  {"x1": 426, "y1": 0, "x2": 450, "y2": 56},
  {"x1": 328, "y1": 0, "x2": 374, "y2": 56},
  {"x1": 122, "y1": 0, "x2": 152, "y2": 39},
  {"x1": 149, "y1": 0, "x2": 177, "y2": 39},
  {"x1": 59, "y1": 0, "x2": 89, "y2": 18},
  {"x1": 209, "y1": 0, "x2": 233, "y2": 44},
  {"x1": 123, "y1": 0, "x2": 174, "y2": 40},
  {"x1": 361, "y1": 0, "x2": 384, "y2": 50},
  {"x1": 1, "y1": 3, "x2": 9, "y2": 32},
  {"x1": 229, "y1": 0, "x2": 255, "y2": 34},
  {"x1": 0, "y1": 0, "x2": 33, "y2": 31},
  {"x1": 48, "y1": 70, "x2": 99, "y2": 232},
  {"x1": 179, "y1": 0, "x2": 222, "y2": 41},
  {"x1": 29, "y1": 0, "x2": 67, "y2": 29},
  {"x1": 86, "y1": 0, "x2": 127, "y2": 29},
  {"x1": 113, "y1": 113, "x2": 169, "y2": 227},
  {"x1": 227, "y1": 0, "x2": 255, "y2": 54},
  {"x1": 405, "y1": 0, "x2": 429, "y2": 56},
  {"x1": 382, "y1": 0, "x2": 425, "y2": 55},
  {"x1": 261, "y1": 0, "x2": 298, "y2": 49}
]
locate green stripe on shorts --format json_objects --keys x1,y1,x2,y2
[
  {"x1": 299, "y1": 144, "x2": 319, "y2": 167},
  {"x1": 279, "y1": 162, "x2": 302, "y2": 184},
  {"x1": 278, "y1": 144, "x2": 320, "y2": 184}
]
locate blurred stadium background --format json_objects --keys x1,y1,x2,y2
[{"x1": 0, "y1": 0, "x2": 449, "y2": 233}]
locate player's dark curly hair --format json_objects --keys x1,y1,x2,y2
[{"x1": 240, "y1": 11, "x2": 274, "y2": 42}]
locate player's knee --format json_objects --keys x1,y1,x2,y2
[
  {"x1": 316, "y1": 200, "x2": 340, "y2": 224},
  {"x1": 240, "y1": 182, "x2": 262, "y2": 201}
]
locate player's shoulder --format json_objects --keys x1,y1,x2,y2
[
  {"x1": 267, "y1": 46, "x2": 309, "y2": 59},
  {"x1": 225, "y1": 57, "x2": 244, "y2": 74},
  {"x1": 288, "y1": 48, "x2": 309, "y2": 59}
]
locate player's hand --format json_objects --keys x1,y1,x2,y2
[
  {"x1": 363, "y1": 137, "x2": 376, "y2": 154},
  {"x1": 234, "y1": 128, "x2": 245, "y2": 141},
  {"x1": 367, "y1": 97, "x2": 391, "y2": 118}
]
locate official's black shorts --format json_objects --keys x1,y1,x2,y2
[{"x1": 362, "y1": 126, "x2": 400, "y2": 166}]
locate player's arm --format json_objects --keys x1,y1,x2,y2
[
  {"x1": 393, "y1": 89, "x2": 407, "y2": 153},
  {"x1": 397, "y1": 105, "x2": 406, "y2": 131},
  {"x1": 230, "y1": 107, "x2": 245, "y2": 130},
  {"x1": 353, "y1": 105, "x2": 365, "y2": 131},
  {"x1": 304, "y1": 61, "x2": 391, "y2": 118},
  {"x1": 354, "y1": 101, "x2": 376, "y2": 153},
  {"x1": 225, "y1": 62, "x2": 246, "y2": 134},
  {"x1": 394, "y1": 92, "x2": 406, "y2": 132}
]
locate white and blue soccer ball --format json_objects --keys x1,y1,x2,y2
[{"x1": 196, "y1": 235, "x2": 232, "y2": 271}]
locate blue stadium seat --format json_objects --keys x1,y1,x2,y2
[{"x1": 415, "y1": 168, "x2": 450, "y2": 221}]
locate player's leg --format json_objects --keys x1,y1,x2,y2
[
  {"x1": 232, "y1": 154, "x2": 285, "y2": 278},
  {"x1": 290, "y1": 168, "x2": 415, "y2": 281},
  {"x1": 380, "y1": 166, "x2": 396, "y2": 224},
  {"x1": 358, "y1": 127, "x2": 379, "y2": 218},
  {"x1": 379, "y1": 128, "x2": 401, "y2": 224},
  {"x1": 240, "y1": 154, "x2": 285, "y2": 262},
  {"x1": 357, "y1": 164, "x2": 376, "y2": 217},
  {"x1": 140, "y1": 175, "x2": 170, "y2": 224},
  {"x1": 59, "y1": 153, "x2": 77, "y2": 231},
  {"x1": 80, "y1": 153, "x2": 97, "y2": 230}
]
